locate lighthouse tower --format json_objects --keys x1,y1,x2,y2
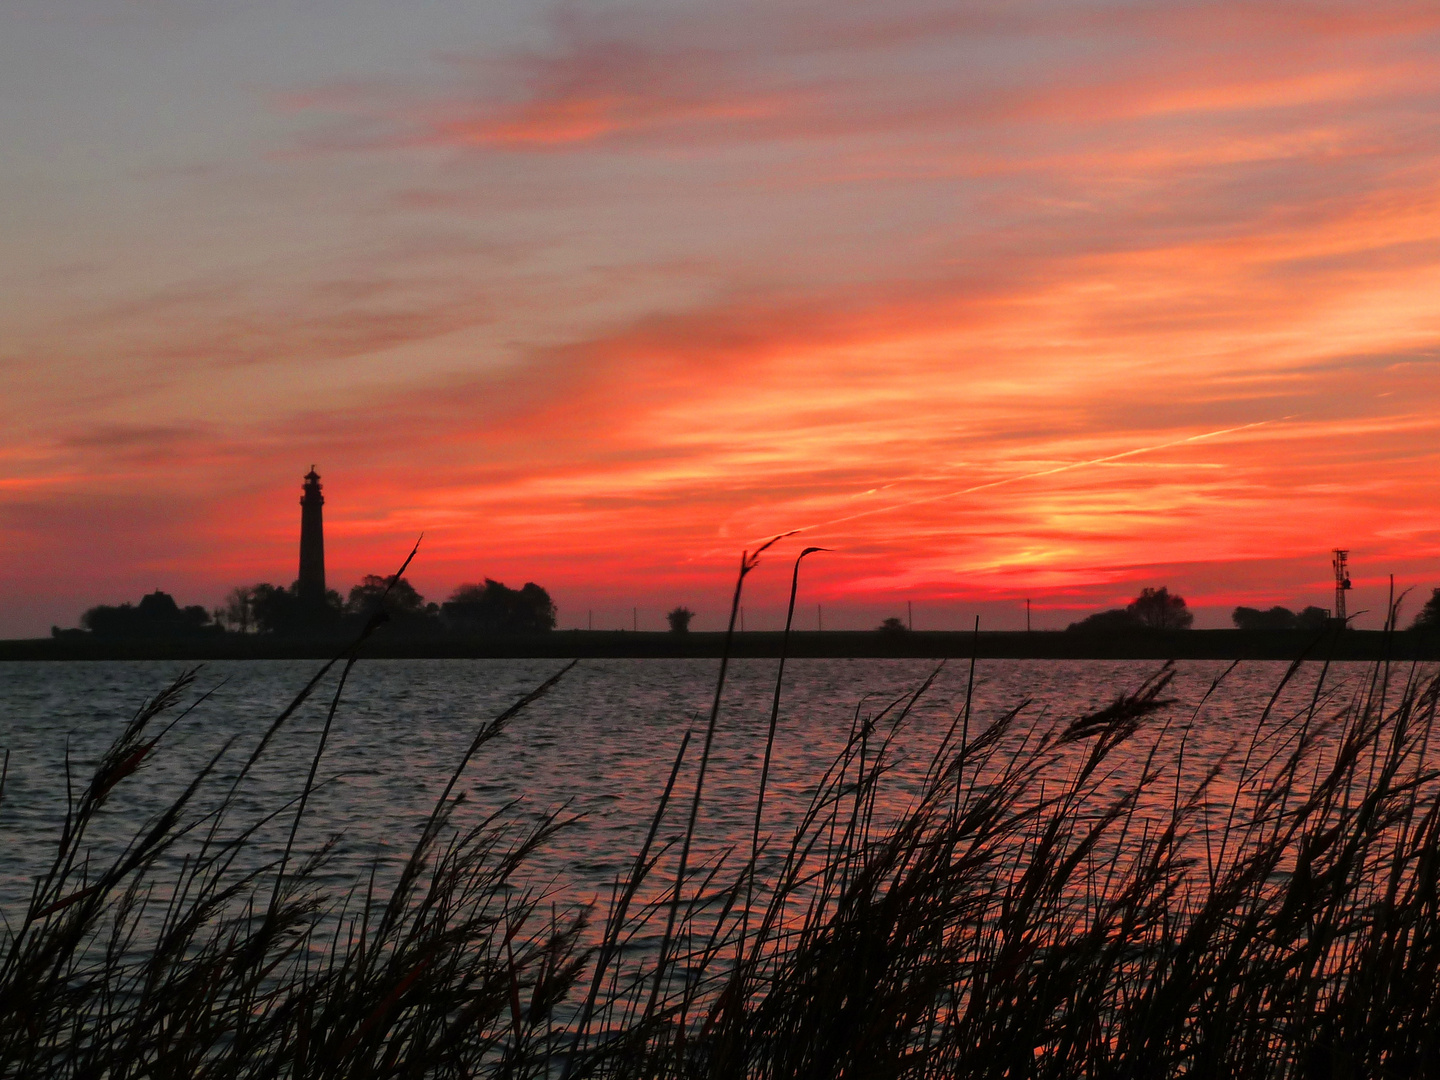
[{"x1": 298, "y1": 467, "x2": 326, "y2": 606}]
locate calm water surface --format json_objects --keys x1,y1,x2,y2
[{"x1": 0, "y1": 657, "x2": 1408, "y2": 916}]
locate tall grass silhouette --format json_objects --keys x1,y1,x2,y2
[{"x1": 4, "y1": 553, "x2": 1440, "y2": 1078}]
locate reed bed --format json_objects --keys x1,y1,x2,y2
[{"x1": 4, "y1": 557, "x2": 1440, "y2": 1078}]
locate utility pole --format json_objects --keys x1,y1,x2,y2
[
  {"x1": 817, "y1": 604, "x2": 823, "y2": 632},
  {"x1": 1026, "y1": 598, "x2": 1031, "y2": 633},
  {"x1": 588, "y1": 609, "x2": 592, "y2": 632},
  {"x1": 907, "y1": 601, "x2": 913, "y2": 631}
]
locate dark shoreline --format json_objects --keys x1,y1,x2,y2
[{"x1": 5, "y1": 628, "x2": 1439, "y2": 662}]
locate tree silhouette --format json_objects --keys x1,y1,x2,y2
[
  {"x1": 878, "y1": 616, "x2": 909, "y2": 635},
  {"x1": 249, "y1": 584, "x2": 300, "y2": 634},
  {"x1": 667, "y1": 606, "x2": 695, "y2": 633},
  {"x1": 248, "y1": 582, "x2": 342, "y2": 633},
  {"x1": 1127, "y1": 587, "x2": 1194, "y2": 630},
  {"x1": 221, "y1": 585, "x2": 253, "y2": 634},
  {"x1": 346, "y1": 575, "x2": 428, "y2": 618},
  {"x1": 442, "y1": 580, "x2": 556, "y2": 634},
  {"x1": 1069, "y1": 587, "x2": 1193, "y2": 632},
  {"x1": 1413, "y1": 589, "x2": 1440, "y2": 631}
]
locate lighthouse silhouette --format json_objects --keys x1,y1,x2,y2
[{"x1": 298, "y1": 467, "x2": 326, "y2": 606}]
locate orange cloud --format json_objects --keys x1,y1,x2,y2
[{"x1": 5, "y1": 0, "x2": 1440, "y2": 634}]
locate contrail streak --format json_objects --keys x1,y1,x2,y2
[{"x1": 767, "y1": 417, "x2": 1293, "y2": 541}]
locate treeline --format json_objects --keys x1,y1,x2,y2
[
  {"x1": 1067, "y1": 586, "x2": 1440, "y2": 632},
  {"x1": 1230, "y1": 604, "x2": 1331, "y2": 630},
  {"x1": 63, "y1": 577, "x2": 557, "y2": 640},
  {"x1": 54, "y1": 581, "x2": 1440, "y2": 642},
  {"x1": 1236, "y1": 588, "x2": 1440, "y2": 631}
]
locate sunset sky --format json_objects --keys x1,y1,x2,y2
[{"x1": 3, "y1": 0, "x2": 1440, "y2": 636}]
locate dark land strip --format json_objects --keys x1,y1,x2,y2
[{"x1": 4, "y1": 628, "x2": 1439, "y2": 662}]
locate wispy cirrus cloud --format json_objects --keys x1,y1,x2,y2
[{"x1": 276, "y1": 0, "x2": 1440, "y2": 159}]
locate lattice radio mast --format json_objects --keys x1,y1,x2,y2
[{"x1": 1332, "y1": 549, "x2": 1352, "y2": 624}]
